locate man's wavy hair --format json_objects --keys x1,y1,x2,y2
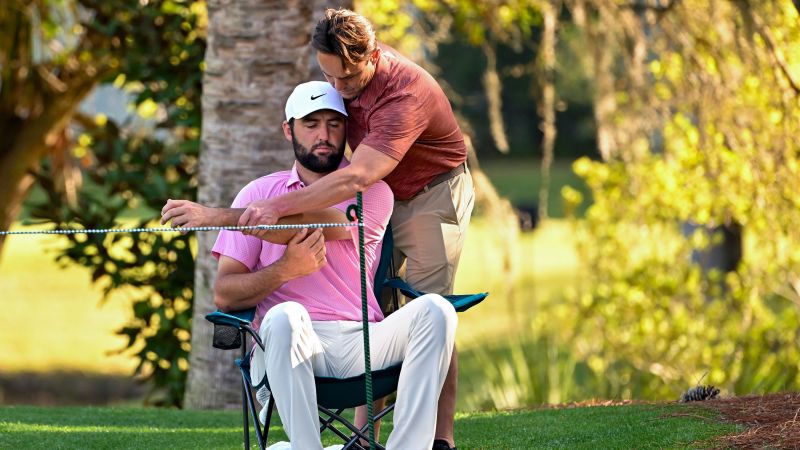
[{"x1": 312, "y1": 8, "x2": 377, "y2": 66}]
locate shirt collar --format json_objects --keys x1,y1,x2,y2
[
  {"x1": 286, "y1": 163, "x2": 305, "y2": 188},
  {"x1": 287, "y1": 160, "x2": 351, "y2": 188}
]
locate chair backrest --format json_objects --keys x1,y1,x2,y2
[{"x1": 372, "y1": 223, "x2": 395, "y2": 300}]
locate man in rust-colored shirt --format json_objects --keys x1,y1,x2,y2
[
  {"x1": 238, "y1": 9, "x2": 474, "y2": 450},
  {"x1": 343, "y1": 45, "x2": 466, "y2": 201}
]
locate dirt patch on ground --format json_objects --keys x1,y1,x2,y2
[
  {"x1": 547, "y1": 399, "x2": 643, "y2": 409},
  {"x1": 702, "y1": 393, "x2": 800, "y2": 449}
]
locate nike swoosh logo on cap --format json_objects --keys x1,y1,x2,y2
[{"x1": 310, "y1": 93, "x2": 327, "y2": 100}]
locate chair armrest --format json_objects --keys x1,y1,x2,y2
[
  {"x1": 205, "y1": 308, "x2": 256, "y2": 327},
  {"x1": 383, "y1": 278, "x2": 488, "y2": 312}
]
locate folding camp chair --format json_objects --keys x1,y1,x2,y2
[{"x1": 206, "y1": 225, "x2": 488, "y2": 450}]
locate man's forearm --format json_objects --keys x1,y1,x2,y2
[
  {"x1": 218, "y1": 206, "x2": 350, "y2": 243},
  {"x1": 271, "y1": 168, "x2": 363, "y2": 217},
  {"x1": 209, "y1": 208, "x2": 245, "y2": 227},
  {"x1": 215, "y1": 261, "x2": 291, "y2": 311}
]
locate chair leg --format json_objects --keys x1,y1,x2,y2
[
  {"x1": 317, "y1": 406, "x2": 387, "y2": 450},
  {"x1": 318, "y1": 408, "x2": 354, "y2": 444},
  {"x1": 239, "y1": 333, "x2": 252, "y2": 450},
  {"x1": 262, "y1": 395, "x2": 274, "y2": 448},
  {"x1": 238, "y1": 330, "x2": 267, "y2": 449},
  {"x1": 342, "y1": 433, "x2": 368, "y2": 450},
  {"x1": 242, "y1": 378, "x2": 250, "y2": 449},
  {"x1": 241, "y1": 372, "x2": 266, "y2": 450},
  {"x1": 374, "y1": 402, "x2": 395, "y2": 422},
  {"x1": 237, "y1": 362, "x2": 266, "y2": 449},
  {"x1": 244, "y1": 387, "x2": 262, "y2": 447},
  {"x1": 348, "y1": 403, "x2": 395, "y2": 450},
  {"x1": 318, "y1": 407, "x2": 342, "y2": 433}
]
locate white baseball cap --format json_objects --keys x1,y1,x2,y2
[{"x1": 285, "y1": 81, "x2": 348, "y2": 121}]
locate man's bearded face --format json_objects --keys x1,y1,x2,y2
[{"x1": 291, "y1": 129, "x2": 345, "y2": 173}]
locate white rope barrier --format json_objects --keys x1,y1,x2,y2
[{"x1": 0, "y1": 222, "x2": 360, "y2": 236}]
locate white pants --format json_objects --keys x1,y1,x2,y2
[{"x1": 251, "y1": 294, "x2": 457, "y2": 450}]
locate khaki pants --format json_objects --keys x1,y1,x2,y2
[{"x1": 389, "y1": 169, "x2": 475, "y2": 302}]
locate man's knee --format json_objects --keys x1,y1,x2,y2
[
  {"x1": 263, "y1": 301, "x2": 309, "y2": 340},
  {"x1": 412, "y1": 294, "x2": 458, "y2": 340}
]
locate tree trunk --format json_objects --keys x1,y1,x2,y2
[
  {"x1": 537, "y1": 1, "x2": 558, "y2": 222},
  {"x1": 0, "y1": 5, "x2": 104, "y2": 260},
  {"x1": 589, "y1": 13, "x2": 617, "y2": 162},
  {"x1": 184, "y1": 0, "x2": 319, "y2": 410},
  {"x1": 0, "y1": 155, "x2": 36, "y2": 257},
  {"x1": 570, "y1": 0, "x2": 618, "y2": 161},
  {"x1": 0, "y1": 84, "x2": 97, "y2": 260}
]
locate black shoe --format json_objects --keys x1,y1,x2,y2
[{"x1": 432, "y1": 439, "x2": 457, "y2": 450}]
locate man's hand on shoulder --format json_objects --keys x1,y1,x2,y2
[
  {"x1": 275, "y1": 228, "x2": 327, "y2": 279},
  {"x1": 161, "y1": 199, "x2": 214, "y2": 230},
  {"x1": 239, "y1": 198, "x2": 280, "y2": 234}
]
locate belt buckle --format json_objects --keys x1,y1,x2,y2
[{"x1": 412, "y1": 181, "x2": 434, "y2": 199}]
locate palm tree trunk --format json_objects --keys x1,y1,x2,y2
[{"x1": 184, "y1": 0, "x2": 361, "y2": 409}]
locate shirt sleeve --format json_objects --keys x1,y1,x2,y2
[
  {"x1": 359, "y1": 93, "x2": 428, "y2": 161},
  {"x1": 349, "y1": 180, "x2": 394, "y2": 246},
  {"x1": 211, "y1": 182, "x2": 264, "y2": 271}
]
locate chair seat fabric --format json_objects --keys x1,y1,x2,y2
[
  {"x1": 237, "y1": 355, "x2": 403, "y2": 410},
  {"x1": 314, "y1": 363, "x2": 403, "y2": 409}
]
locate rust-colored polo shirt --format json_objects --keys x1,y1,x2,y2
[{"x1": 345, "y1": 45, "x2": 467, "y2": 201}]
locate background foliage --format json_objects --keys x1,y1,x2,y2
[
  {"x1": 566, "y1": 0, "x2": 800, "y2": 399},
  {"x1": 5, "y1": 0, "x2": 800, "y2": 411},
  {"x1": 360, "y1": 0, "x2": 597, "y2": 160},
  {"x1": 25, "y1": 0, "x2": 205, "y2": 407},
  {"x1": 459, "y1": 0, "x2": 800, "y2": 409}
]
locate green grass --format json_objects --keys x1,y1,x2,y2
[
  {"x1": 455, "y1": 404, "x2": 738, "y2": 449},
  {"x1": 480, "y1": 158, "x2": 591, "y2": 217},
  {"x1": 0, "y1": 403, "x2": 738, "y2": 449}
]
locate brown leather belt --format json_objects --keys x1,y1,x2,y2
[{"x1": 415, "y1": 162, "x2": 466, "y2": 196}]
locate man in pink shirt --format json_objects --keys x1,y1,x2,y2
[{"x1": 162, "y1": 81, "x2": 457, "y2": 450}]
